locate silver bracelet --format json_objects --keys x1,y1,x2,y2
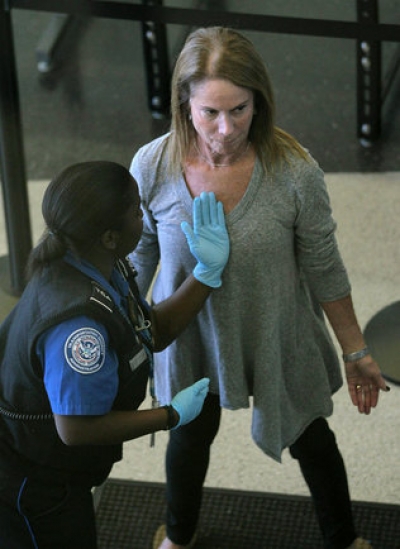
[{"x1": 342, "y1": 347, "x2": 370, "y2": 363}]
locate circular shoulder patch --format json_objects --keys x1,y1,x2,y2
[{"x1": 64, "y1": 327, "x2": 106, "y2": 375}]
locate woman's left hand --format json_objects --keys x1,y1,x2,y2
[{"x1": 345, "y1": 355, "x2": 390, "y2": 414}]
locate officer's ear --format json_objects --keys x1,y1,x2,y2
[{"x1": 100, "y1": 229, "x2": 120, "y2": 251}]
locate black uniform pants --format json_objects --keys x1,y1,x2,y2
[
  {"x1": 165, "y1": 393, "x2": 357, "y2": 549},
  {"x1": 0, "y1": 469, "x2": 97, "y2": 549}
]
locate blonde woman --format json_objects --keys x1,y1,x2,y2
[{"x1": 129, "y1": 27, "x2": 389, "y2": 549}]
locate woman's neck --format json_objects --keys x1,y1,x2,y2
[{"x1": 193, "y1": 139, "x2": 251, "y2": 169}]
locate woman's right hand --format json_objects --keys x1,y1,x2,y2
[{"x1": 170, "y1": 377, "x2": 210, "y2": 428}]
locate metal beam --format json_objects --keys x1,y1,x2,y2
[
  {"x1": 0, "y1": 6, "x2": 32, "y2": 295},
  {"x1": 9, "y1": 1, "x2": 400, "y2": 42}
]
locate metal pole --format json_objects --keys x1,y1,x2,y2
[
  {"x1": 356, "y1": 0, "x2": 381, "y2": 145},
  {"x1": 0, "y1": 4, "x2": 32, "y2": 295},
  {"x1": 141, "y1": 0, "x2": 171, "y2": 118}
]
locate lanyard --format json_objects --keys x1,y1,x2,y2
[{"x1": 64, "y1": 253, "x2": 160, "y2": 446}]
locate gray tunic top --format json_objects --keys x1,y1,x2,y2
[{"x1": 129, "y1": 133, "x2": 351, "y2": 461}]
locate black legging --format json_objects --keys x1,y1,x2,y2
[{"x1": 165, "y1": 394, "x2": 357, "y2": 549}]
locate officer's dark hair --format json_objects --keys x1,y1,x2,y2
[{"x1": 27, "y1": 161, "x2": 135, "y2": 280}]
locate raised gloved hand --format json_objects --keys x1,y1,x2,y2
[
  {"x1": 181, "y1": 192, "x2": 230, "y2": 288},
  {"x1": 170, "y1": 377, "x2": 210, "y2": 429}
]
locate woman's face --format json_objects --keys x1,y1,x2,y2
[{"x1": 189, "y1": 78, "x2": 254, "y2": 154}]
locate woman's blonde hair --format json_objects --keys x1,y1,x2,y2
[{"x1": 168, "y1": 26, "x2": 308, "y2": 175}]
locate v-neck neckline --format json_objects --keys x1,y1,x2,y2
[{"x1": 177, "y1": 157, "x2": 263, "y2": 224}]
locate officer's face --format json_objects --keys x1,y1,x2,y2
[{"x1": 115, "y1": 180, "x2": 143, "y2": 257}]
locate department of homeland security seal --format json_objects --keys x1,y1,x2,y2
[{"x1": 64, "y1": 327, "x2": 106, "y2": 374}]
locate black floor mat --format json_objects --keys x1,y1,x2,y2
[{"x1": 95, "y1": 479, "x2": 400, "y2": 549}]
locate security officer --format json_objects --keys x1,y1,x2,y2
[{"x1": 0, "y1": 161, "x2": 229, "y2": 549}]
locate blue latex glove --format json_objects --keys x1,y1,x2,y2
[
  {"x1": 170, "y1": 378, "x2": 210, "y2": 429},
  {"x1": 181, "y1": 192, "x2": 230, "y2": 288}
]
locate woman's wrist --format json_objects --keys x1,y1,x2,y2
[{"x1": 342, "y1": 346, "x2": 370, "y2": 363}]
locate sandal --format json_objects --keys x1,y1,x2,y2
[
  {"x1": 346, "y1": 538, "x2": 373, "y2": 549},
  {"x1": 152, "y1": 524, "x2": 197, "y2": 549}
]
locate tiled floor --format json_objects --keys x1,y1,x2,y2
[{"x1": 1, "y1": 3, "x2": 399, "y2": 509}]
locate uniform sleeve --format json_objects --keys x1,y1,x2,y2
[
  {"x1": 36, "y1": 316, "x2": 119, "y2": 415},
  {"x1": 293, "y1": 158, "x2": 351, "y2": 301}
]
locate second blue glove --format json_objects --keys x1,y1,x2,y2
[{"x1": 170, "y1": 377, "x2": 210, "y2": 428}]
